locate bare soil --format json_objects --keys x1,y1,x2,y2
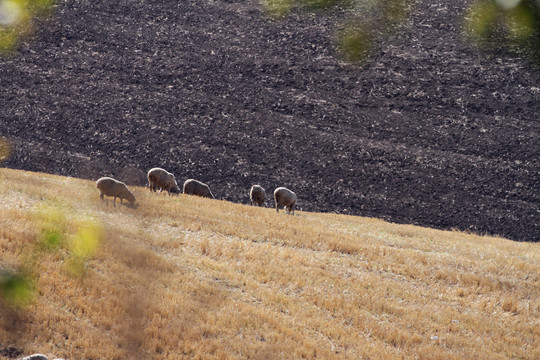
[{"x1": 0, "y1": 0, "x2": 538, "y2": 241}]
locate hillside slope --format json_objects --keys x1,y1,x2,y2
[
  {"x1": 0, "y1": 0, "x2": 539, "y2": 241},
  {"x1": 0, "y1": 168, "x2": 539, "y2": 359}
]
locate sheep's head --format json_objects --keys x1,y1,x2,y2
[
  {"x1": 170, "y1": 183, "x2": 181, "y2": 195},
  {"x1": 125, "y1": 191, "x2": 137, "y2": 206}
]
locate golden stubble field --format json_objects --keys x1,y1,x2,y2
[{"x1": 0, "y1": 168, "x2": 538, "y2": 359}]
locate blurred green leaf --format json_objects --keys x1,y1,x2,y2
[
  {"x1": 41, "y1": 229, "x2": 63, "y2": 250},
  {"x1": 28, "y1": 0, "x2": 56, "y2": 15},
  {"x1": 381, "y1": 0, "x2": 410, "y2": 28},
  {"x1": 465, "y1": 0, "x2": 499, "y2": 40},
  {"x1": 35, "y1": 203, "x2": 67, "y2": 250},
  {"x1": 0, "y1": 28, "x2": 17, "y2": 54},
  {"x1": 0, "y1": 0, "x2": 57, "y2": 55},
  {"x1": 262, "y1": 0, "x2": 293, "y2": 18},
  {"x1": 0, "y1": 271, "x2": 35, "y2": 308},
  {"x1": 71, "y1": 218, "x2": 103, "y2": 259},
  {"x1": 299, "y1": 0, "x2": 351, "y2": 11},
  {"x1": 465, "y1": 0, "x2": 540, "y2": 64},
  {"x1": 337, "y1": 24, "x2": 374, "y2": 62},
  {"x1": 507, "y1": 5, "x2": 534, "y2": 40}
]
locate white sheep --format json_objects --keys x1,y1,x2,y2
[
  {"x1": 96, "y1": 177, "x2": 137, "y2": 208},
  {"x1": 183, "y1": 179, "x2": 214, "y2": 199},
  {"x1": 250, "y1": 185, "x2": 266, "y2": 206},
  {"x1": 274, "y1": 187, "x2": 296, "y2": 215},
  {"x1": 147, "y1": 168, "x2": 180, "y2": 195}
]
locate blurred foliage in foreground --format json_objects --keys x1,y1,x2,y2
[
  {"x1": 263, "y1": 0, "x2": 540, "y2": 65},
  {"x1": 0, "y1": 0, "x2": 56, "y2": 54},
  {"x1": 2, "y1": 0, "x2": 538, "y2": 64},
  {"x1": 264, "y1": 0, "x2": 414, "y2": 63},
  {"x1": 0, "y1": 270, "x2": 35, "y2": 308},
  {"x1": 465, "y1": 0, "x2": 540, "y2": 63},
  {"x1": 34, "y1": 202, "x2": 104, "y2": 279},
  {"x1": 337, "y1": 0, "x2": 413, "y2": 63},
  {"x1": 0, "y1": 203, "x2": 103, "y2": 308}
]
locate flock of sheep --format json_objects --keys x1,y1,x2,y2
[{"x1": 96, "y1": 167, "x2": 297, "y2": 214}]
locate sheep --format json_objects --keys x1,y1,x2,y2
[
  {"x1": 147, "y1": 167, "x2": 180, "y2": 195},
  {"x1": 250, "y1": 185, "x2": 266, "y2": 206},
  {"x1": 96, "y1": 177, "x2": 137, "y2": 208},
  {"x1": 183, "y1": 179, "x2": 214, "y2": 199},
  {"x1": 274, "y1": 187, "x2": 296, "y2": 215},
  {"x1": 19, "y1": 355, "x2": 48, "y2": 360}
]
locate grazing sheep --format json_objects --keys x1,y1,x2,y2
[
  {"x1": 96, "y1": 177, "x2": 137, "y2": 208},
  {"x1": 147, "y1": 167, "x2": 180, "y2": 195},
  {"x1": 274, "y1": 187, "x2": 296, "y2": 215},
  {"x1": 19, "y1": 355, "x2": 48, "y2": 360},
  {"x1": 250, "y1": 185, "x2": 266, "y2": 206},
  {"x1": 183, "y1": 179, "x2": 214, "y2": 199}
]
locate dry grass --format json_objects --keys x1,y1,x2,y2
[{"x1": 0, "y1": 168, "x2": 538, "y2": 359}]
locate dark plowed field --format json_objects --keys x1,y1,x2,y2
[{"x1": 1, "y1": 0, "x2": 539, "y2": 241}]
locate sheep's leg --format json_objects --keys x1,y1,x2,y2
[
  {"x1": 113, "y1": 197, "x2": 117, "y2": 207},
  {"x1": 276, "y1": 203, "x2": 279, "y2": 213},
  {"x1": 100, "y1": 193, "x2": 104, "y2": 201}
]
